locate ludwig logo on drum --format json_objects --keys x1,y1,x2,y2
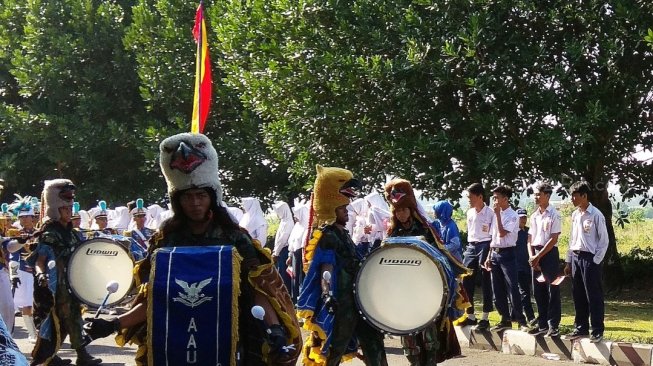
[
  {"x1": 378, "y1": 257, "x2": 422, "y2": 266},
  {"x1": 85, "y1": 248, "x2": 119, "y2": 256}
]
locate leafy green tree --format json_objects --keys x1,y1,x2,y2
[
  {"x1": 0, "y1": 0, "x2": 159, "y2": 206},
  {"x1": 216, "y1": 0, "x2": 653, "y2": 280},
  {"x1": 125, "y1": 0, "x2": 294, "y2": 207}
]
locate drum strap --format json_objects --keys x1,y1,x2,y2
[{"x1": 134, "y1": 229, "x2": 147, "y2": 244}]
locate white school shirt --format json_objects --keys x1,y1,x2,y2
[
  {"x1": 466, "y1": 205, "x2": 494, "y2": 242},
  {"x1": 565, "y1": 204, "x2": 609, "y2": 264},
  {"x1": 490, "y1": 207, "x2": 519, "y2": 248},
  {"x1": 528, "y1": 205, "x2": 562, "y2": 247}
]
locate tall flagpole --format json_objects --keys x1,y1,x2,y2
[{"x1": 197, "y1": 1, "x2": 203, "y2": 130}]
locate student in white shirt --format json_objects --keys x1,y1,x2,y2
[
  {"x1": 564, "y1": 181, "x2": 608, "y2": 343},
  {"x1": 459, "y1": 183, "x2": 494, "y2": 330},
  {"x1": 527, "y1": 183, "x2": 562, "y2": 337},
  {"x1": 483, "y1": 185, "x2": 528, "y2": 331}
]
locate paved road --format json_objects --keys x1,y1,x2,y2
[{"x1": 12, "y1": 316, "x2": 571, "y2": 365}]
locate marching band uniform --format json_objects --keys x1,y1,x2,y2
[
  {"x1": 84, "y1": 133, "x2": 301, "y2": 366},
  {"x1": 121, "y1": 199, "x2": 151, "y2": 262},
  {"x1": 71, "y1": 202, "x2": 85, "y2": 242},
  {"x1": 298, "y1": 165, "x2": 387, "y2": 366},
  {"x1": 91, "y1": 200, "x2": 116, "y2": 236},
  {"x1": 10, "y1": 204, "x2": 38, "y2": 343},
  {"x1": 384, "y1": 179, "x2": 470, "y2": 365},
  {"x1": 27, "y1": 179, "x2": 102, "y2": 366},
  {"x1": 0, "y1": 205, "x2": 18, "y2": 332}
]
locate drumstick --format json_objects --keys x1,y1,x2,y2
[
  {"x1": 94, "y1": 281, "x2": 120, "y2": 319},
  {"x1": 322, "y1": 271, "x2": 332, "y2": 294}
]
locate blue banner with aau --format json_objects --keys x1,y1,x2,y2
[{"x1": 148, "y1": 246, "x2": 241, "y2": 366}]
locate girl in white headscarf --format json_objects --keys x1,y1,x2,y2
[
  {"x1": 272, "y1": 201, "x2": 294, "y2": 293},
  {"x1": 364, "y1": 191, "x2": 392, "y2": 252},
  {"x1": 239, "y1": 197, "x2": 268, "y2": 245},
  {"x1": 227, "y1": 206, "x2": 244, "y2": 224},
  {"x1": 145, "y1": 204, "x2": 164, "y2": 231},
  {"x1": 287, "y1": 200, "x2": 309, "y2": 303},
  {"x1": 348, "y1": 198, "x2": 370, "y2": 257}
]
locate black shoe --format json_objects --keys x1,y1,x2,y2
[
  {"x1": 75, "y1": 348, "x2": 102, "y2": 366},
  {"x1": 490, "y1": 320, "x2": 512, "y2": 331},
  {"x1": 546, "y1": 328, "x2": 560, "y2": 337},
  {"x1": 528, "y1": 327, "x2": 548, "y2": 336},
  {"x1": 459, "y1": 317, "x2": 478, "y2": 327},
  {"x1": 475, "y1": 319, "x2": 490, "y2": 331},
  {"x1": 565, "y1": 329, "x2": 590, "y2": 339},
  {"x1": 590, "y1": 334, "x2": 603, "y2": 343},
  {"x1": 50, "y1": 356, "x2": 73, "y2": 366}
]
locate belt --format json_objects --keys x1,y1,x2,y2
[
  {"x1": 469, "y1": 240, "x2": 491, "y2": 245},
  {"x1": 572, "y1": 250, "x2": 592, "y2": 255},
  {"x1": 493, "y1": 247, "x2": 514, "y2": 253}
]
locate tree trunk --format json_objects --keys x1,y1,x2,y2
[{"x1": 589, "y1": 182, "x2": 623, "y2": 290}]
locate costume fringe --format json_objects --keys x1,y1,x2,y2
[{"x1": 231, "y1": 250, "x2": 242, "y2": 366}]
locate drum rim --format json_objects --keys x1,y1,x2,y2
[
  {"x1": 354, "y1": 241, "x2": 450, "y2": 335},
  {"x1": 67, "y1": 238, "x2": 135, "y2": 308}
]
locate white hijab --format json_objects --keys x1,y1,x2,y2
[
  {"x1": 349, "y1": 198, "x2": 369, "y2": 243},
  {"x1": 227, "y1": 206, "x2": 244, "y2": 224},
  {"x1": 78, "y1": 210, "x2": 91, "y2": 230},
  {"x1": 288, "y1": 202, "x2": 309, "y2": 252},
  {"x1": 110, "y1": 206, "x2": 130, "y2": 233},
  {"x1": 240, "y1": 197, "x2": 267, "y2": 243},
  {"x1": 272, "y1": 202, "x2": 294, "y2": 256},
  {"x1": 365, "y1": 192, "x2": 392, "y2": 240},
  {"x1": 145, "y1": 204, "x2": 164, "y2": 230}
]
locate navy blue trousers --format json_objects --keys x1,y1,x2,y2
[
  {"x1": 571, "y1": 251, "x2": 604, "y2": 336},
  {"x1": 533, "y1": 246, "x2": 561, "y2": 329},
  {"x1": 490, "y1": 247, "x2": 526, "y2": 323},
  {"x1": 276, "y1": 246, "x2": 292, "y2": 294},
  {"x1": 290, "y1": 248, "x2": 304, "y2": 305},
  {"x1": 516, "y1": 268, "x2": 536, "y2": 322},
  {"x1": 462, "y1": 241, "x2": 493, "y2": 314}
]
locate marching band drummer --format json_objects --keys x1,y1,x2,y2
[
  {"x1": 297, "y1": 165, "x2": 388, "y2": 366},
  {"x1": 384, "y1": 179, "x2": 470, "y2": 365},
  {"x1": 84, "y1": 133, "x2": 301, "y2": 365},
  {"x1": 27, "y1": 179, "x2": 102, "y2": 366}
]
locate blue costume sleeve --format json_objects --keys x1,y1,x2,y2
[{"x1": 297, "y1": 244, "x2": 338, "y2": 359}]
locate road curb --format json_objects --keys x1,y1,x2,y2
[{"x1": 456, "y1": 326, "x2": 652, "y2": 365}]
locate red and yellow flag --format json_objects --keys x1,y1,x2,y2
[{"x1": 191, "y1": 2, "x2": 212, "y2": 134}]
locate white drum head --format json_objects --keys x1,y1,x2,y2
[
  {"x1": 356, "y1": 244, "x2": 446, "y2": 334},
  {"x1": 68, "y1": 238, "x2": 134, "y2": 307}
]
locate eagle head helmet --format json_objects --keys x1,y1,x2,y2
[{"x1": 159, "y1": 133, "x2": 222, "y2": 203}]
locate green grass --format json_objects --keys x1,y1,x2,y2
[{"x1": 484, "y1": 293, "x2": 653, "y2": 343}]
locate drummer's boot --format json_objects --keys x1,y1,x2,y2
[{"x1": 75, "y1": 347, "x2": 102, "y2": 366}]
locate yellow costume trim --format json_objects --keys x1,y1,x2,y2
[
  {"x1": 231, "y1": 249, "x2": 242, "y2": 366},
  {"x1": 341, "y1": 352, "x2": 359, "y2": 362},
  {"x1": 302, "y1": 228, "x2": 322, "y2": 273}
]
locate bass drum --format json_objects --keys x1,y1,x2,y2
[
  {"x1": 67, "y1": 238, "x2": 134, "y2": 307},
  {"x1": 355, "y1": 236, "x2": 448, "y2": 335}
]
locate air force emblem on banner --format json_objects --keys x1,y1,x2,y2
[{"x1": 173, "y1": 278, "x2": 213, "y2": 308}]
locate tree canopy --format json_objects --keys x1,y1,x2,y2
[{"x1": 1, "y1": 0, "x2": 652, "y2": 271}]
